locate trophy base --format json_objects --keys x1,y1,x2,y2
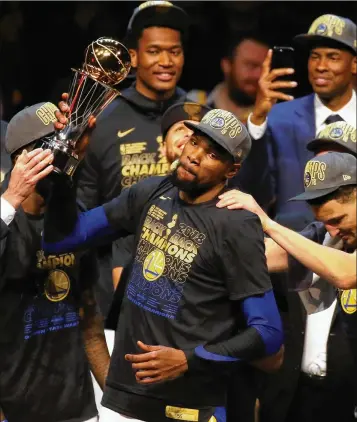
[{"x1": 35, "y1": 138, "x2": 79, "y2": 177}]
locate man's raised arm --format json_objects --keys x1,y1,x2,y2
[{"x1": 43, "y1": 176, "x2": 164, "y2": 254}]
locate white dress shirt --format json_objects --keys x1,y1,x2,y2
[
  {"x1": 1, "y1": 196, "x2": 16, "y2": 226},
  {"x1": 247, "y1": 89, "x2": 356, "y2": 139},
  {"x1": 298, "y1": 233, "x2": 343, "y2": 377}
]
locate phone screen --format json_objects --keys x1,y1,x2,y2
[{"x1": 271, "y1": 46, "x2": 295, "y2": 96}]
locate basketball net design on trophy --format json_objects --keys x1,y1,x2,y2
[{"x1": 37, "y1": 37, "x2": 131, "y2": 177}]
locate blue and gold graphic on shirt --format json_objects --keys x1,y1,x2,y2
[
  {"x1": 24, "y1": 300, "x2": 79, "y2": 340},
  {"x1": 23, "y1": 250, "x2": 79, "y2": 340},
  {"x1": 127, "y1": 205, "x2": 206, "y2": 319},
  {"x1": 340, "y1": 289, "x2": 357, "y2": 314}
]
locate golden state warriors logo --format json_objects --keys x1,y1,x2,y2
[
  {"x1": 45, "y1": 270, "x2": 71, "y2": 302},
  {"x1": 309, "y1": 15, "x2": 345, "y2": 37},
  {"x1": 210, "y1": 116, "x2": 225, "y2": 129},
  {"x1": 143, "y1": 249, "x2": 165, "y2": 281},
  {"x1": 316, "y1": 23, "x2": 328, "y2": 35},
  {"x1": 330, "y1": 126, "x2": 344, "y2": 139},
  {"x1": 340, "y1": 289, "x2": 357, "y2": 314},
  {"x1": 304, "y1": 171, "x2": 312, "y2": 188}
]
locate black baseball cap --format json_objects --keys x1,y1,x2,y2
[
  {"x1": 294, "y1": 14, "x2": 357, "y2": 55},
  {"x1": 290, "y1": 152, "x2": 357, "y2": 201},
  {"x1": 127, "y1": 1, "x2": 189, "y2": 40},
  {"x1": 184, "y1": 109, "x2": 252, "y2": 163},
  {"x1": 307, "y1": 122, "x2": 357, "y2": 156},
  {"x1": 5, "y1": 102, "x2": 58, "y2": 155},
  {"x1": 161, "y1": 102, "x2": 211, "y2": 140}
]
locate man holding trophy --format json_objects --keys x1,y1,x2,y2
[{"x1": 0, "y1": 37, "x2": 132, "y2": 422}]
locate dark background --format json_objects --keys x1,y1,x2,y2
[{"x1": 0, "y1": 1, "x2": 356, "y2": 121}]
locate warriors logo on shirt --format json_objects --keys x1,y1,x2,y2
[
  {"x1": 127, "y1": 206, "x2": 206, "y2": 319},
  {"x1": 44, "y1": 270, "x2": 71, "y2": 302},
  {"x1": 143, "y1": 249, "x2": 166, "y2": 281},
  {"x1": 340, "y1": 289, "x2": 357, "y2": 314}
]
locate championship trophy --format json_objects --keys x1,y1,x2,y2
[{"x1": 37, "y1": 37, "x2": 131, "y2": 177}]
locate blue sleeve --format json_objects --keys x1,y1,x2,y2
[
  {"x1": 241, "y1": 289, "x2": 283, "y2": 355},
  {"x1": 42, "y1": 206, "x2": 116, "y2": 254},
  {"x1": 43, "y1": 177, "x2": 163, "y2": 254},
  {"x1": 185, "y1": 290, "x2": 283, "y2": 371}
]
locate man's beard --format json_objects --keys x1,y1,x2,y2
[
  {"x1": 170, "y1": 165, "x2": 215, "y2": 197},
  {"x1": 227, "y1": 80, "x2": 255, "y2": 107}
]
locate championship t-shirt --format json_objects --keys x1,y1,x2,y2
[
  {"x1": 101, "y1": 177, "x2": 272, "y2": 421},
  {"x1": 77, "y1": 86, "x2": 186, "y2": 319},
  {"x1": 0, "y1": 210, "x2": 97, "y2": 422}
]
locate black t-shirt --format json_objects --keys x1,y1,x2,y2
[
  {"x1": 0, "y1": 209, "x2": 97, "y2": 422},
  {"x1": 77, "y1": 85, "x2": 187, "y2": 319},
  {"x1": 102, "y1": 177, "x2": 272, "y2": 421}
]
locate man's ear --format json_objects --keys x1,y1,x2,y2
[
  {"x1": 226, "y1": 162, "x2": 241, "y2": 179},
  {"x1": 221, "y1": 57, "x2": 232, "y2": 79},
  {"x1": 351, "y1": 55, "x2": 357, "y2": 75},
  {"x1": 129, "y1": 49, "x2": 138, "y2": 68}
]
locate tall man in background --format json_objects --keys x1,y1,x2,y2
[{"x1": 248, "y1": 14, "x2": 357, "y2": 230}]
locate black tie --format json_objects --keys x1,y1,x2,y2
[{"x1": 325, "y1": 114, "x2": 345, "y2": 125}]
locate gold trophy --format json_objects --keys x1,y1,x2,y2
[{"x1": 37, "y1": 37, "x2": 131, "y2": 177}]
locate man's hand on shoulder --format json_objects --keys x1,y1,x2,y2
[
  {"x1": 216, "y1": 189, "x2": 275, "y2": 233},
  {"x1": 125, "y1": 341, "x2": 188, "y2": 385}
]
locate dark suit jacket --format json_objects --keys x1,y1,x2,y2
[{"x1": 264, "y1": 94, "x2": 316, "y2": 230}]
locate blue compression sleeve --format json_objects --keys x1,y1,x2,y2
[
  {"x1": 42, "y1": 206, "x2": 115, "y2": 254},
  {"x1": 241, "y1": 289, "x2": 283, "y2": 355},
  {"x1": 186, "y1": 290, "x2": 283, "y2": 369}
]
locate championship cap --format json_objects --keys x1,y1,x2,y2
[
  {"x1": 161, "y1": 102, "x2": 211, "y2": 140},
  {"x1": 5, "y1": 102, "x2": 58, "y2": 155},
  {"x1": 289, "y1": 152, "x2": 357, "y2": 201},
  {"x1": 294, "y1": 14, "x2": 357, "y2": 55},
  {"x1": 307, "y1": 122, "x2": 357, "y2": 156},
  {"x1": 127, "y1": 1, "x2": 189, "y2": 40},
  {"x1": 184, "y1": 109, "x2": 252, "y2": 163}
]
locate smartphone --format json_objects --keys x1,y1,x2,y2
[{"x1": 271, "y1": 46, "x2": 295, "y2": 96}]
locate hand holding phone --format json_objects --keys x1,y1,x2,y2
[
  {"x1": 250, "y1": 48, "x2": 298, "y2": 126},
  {"x1": 271, "y1": 46, "x2": 295, "y2": 96}
]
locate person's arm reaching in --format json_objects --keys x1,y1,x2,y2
[
  {"x1": 247, "y1": 49, "x2": 297, "y2": 139},
  {"x1": 79, "y1": 252, "x2": 110, "y2": 390},
  {"x1": 216, "y1": 190, "x2": 356, "y2": 289},
  {"x1": 43, "y1": 176, "x2": 164, "y2": 254}
]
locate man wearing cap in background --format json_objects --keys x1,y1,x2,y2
[
  {"x1": 217, "y1": 123, "x2": 357, "y2": 422},
  {"x1": 43, "y1": 109, "x2": 284, "y2": 422},
  {"x1": 0, "y1": 103, "x2": 111, "y2": 421},
  {"x1": 238, "y1": 15, "x2": 356, "y2": 421},
  {"x1": 247, "y1": 13, "x2": 356, "y2": 230}
]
